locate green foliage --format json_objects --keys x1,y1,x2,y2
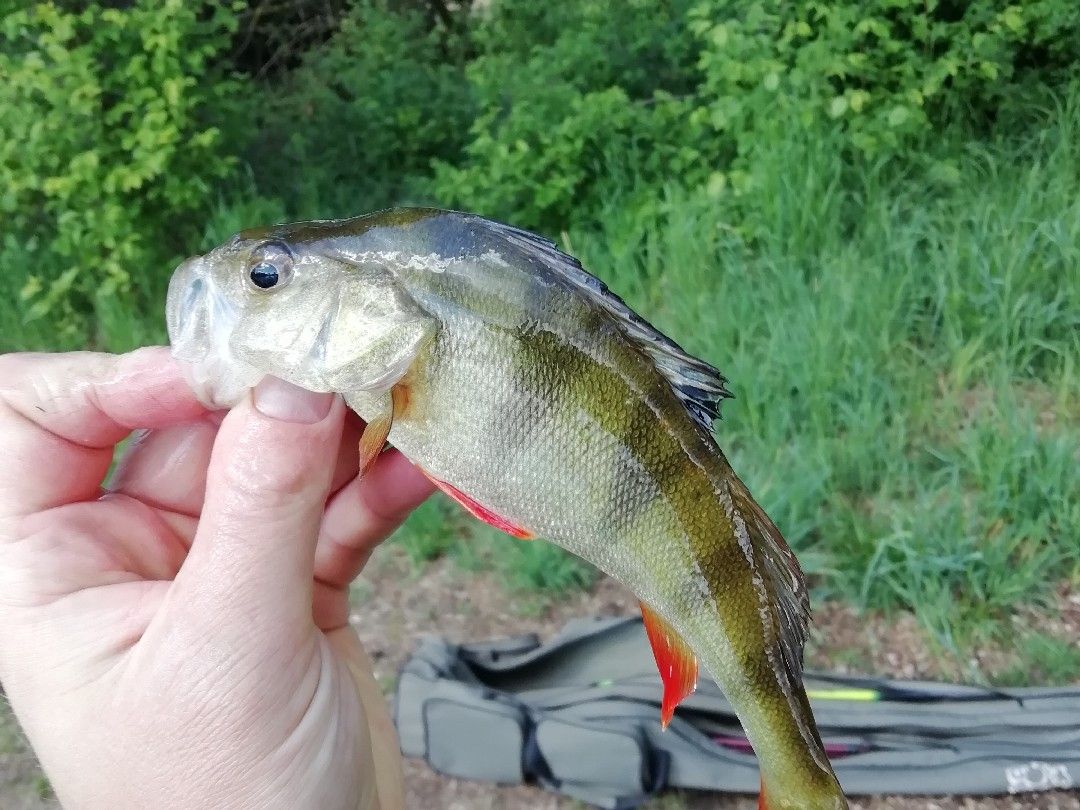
[
  {"x1": 0, "y1": 0, "x2": 240, "y2": 351},
  {"x1": 0, "y1": 697, "x2": 17, "y2": 756},
  {"x1": 6, "y1": 0, "x2": 1079, "y2": 342},
  {"x1": 487, "y1": 529, "x2": 597, "y2": 594},
  {"x1": 0, "y1": 694, "x2": 51, "y2": 802},
  {"x1": 434, "y1": 0, "x2": 1080, "y2": 234},
  {"x1": 391, "y1": 496, "x2": 467, "y2": 566},
  {"x1": 33, "y1": 774, "x2": 52, "y2": 801},
  {"x1": 691, "y1": 1, "x2": 1080, "y2": 156},
  {"x1": 430, "y1": 0, "x2": 705, "y2": 233},
  {"x1": 391, "y1": 494, "x2": 597, "y2": 596},
  {"x1": 199, "y1": 186, "x2": 289, "y2": 251},
  {"x1": 234, "y1": 0, "x2": 473, "y2": 219}
]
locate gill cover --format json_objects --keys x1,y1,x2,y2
[{"x1": 166, "y1": 239, "x2": 437, "y2": 409}]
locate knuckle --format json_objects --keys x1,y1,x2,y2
[{"x1": 217, "y1": 446, "x2": 313, "y2": 502}]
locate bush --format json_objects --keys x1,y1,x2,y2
[
  {"x1": 433, "y1": 0, "x2": 1080, "y2": 235},
  {"x1": 0, "y1": 0, "x2": 240, "y2": 350},
  {"x1": 234, "y1": 0, "x2": 473, "y2": 219},
  {"x1": 689, "y1": 0, "x2": 1080, "y2": 161},
  {"x1": 430, "y1": 0, "x2": 707, "y2": 233}
]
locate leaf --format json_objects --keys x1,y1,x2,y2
[
  {"x1": 887, "y1": 106, "x2": 910, "y2": 127},
  {"x1": 706, "y1": 171, "x2": 727, "y2": 197},
  {"x1": 849, "y1": 90, "x2": 871, "y2": 113},
  {"x1": 19, "y1": 276, "x2": 42, "y2": 301}
]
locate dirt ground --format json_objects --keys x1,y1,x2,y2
[{"x1": 2, "y1": 546, "x2": 1077, "y2": 809}]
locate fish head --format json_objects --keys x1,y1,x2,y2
[{"x1": 166, "y1": 223, "x2": 434, "y2": 409}]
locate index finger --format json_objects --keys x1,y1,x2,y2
[{"x1": 0, "y1": 348, "x2": 208, "y2": 521}]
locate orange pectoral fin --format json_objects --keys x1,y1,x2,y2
[
  {"x1": 357, "y1": 385, "x2": 409, "y2": 475},
  {"x1": 424, "y1": 473, "x2": 535, "y2": 540},
  {"x1": 358, "y1": 412, "x2": 392, "y2": 476},
  {"x1": 640, "y1": 601, "x2": 698, "y2": 729}
]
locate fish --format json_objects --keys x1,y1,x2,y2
[{"x1": 166, "y1": 207, "x2": 848, "y2": 809}]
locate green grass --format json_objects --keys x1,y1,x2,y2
[
  {"x1": 391, "y1": 497, "x2": 466, "y2": 567},
  {"x1": 390, "y1": 494, "x2": 597, "y2": 596},
  {"x1": 992, "y1": 631, "x2": 1080, "y2": 687},
  {"x1": 0, "y1": 697, "x2": 19, "y2": 756},
  {"x1": 0, "y1": 695, "x2": 52, "y2": 801}
]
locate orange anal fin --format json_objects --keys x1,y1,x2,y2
[
  {"x1": 357, "y1": 386, "x2": 409, "y2": 476},
  {"x1": 758, "y1": 778, "x2": 768, "y2": 810},
  {"x1": 426, "y1": 475, "x2": 535, "y2": 540},
  {"x1": 640, "y1": 601, "x2": 698, "y2": 729}
]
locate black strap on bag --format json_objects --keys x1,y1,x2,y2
[{"x1": 394, "y1": 616, "x2": 1080, "y2": 808}]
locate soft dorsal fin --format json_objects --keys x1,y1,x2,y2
[
  {"x1": 486, "y1": 220, "x2": 732, "y2": 431},
  {"x1": 725, "y1": 470, "x2": 810, "y2": 703}
]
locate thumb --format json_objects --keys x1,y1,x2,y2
[{"x1": 179, "y1": 376, "x2": 345, "y2": 627}]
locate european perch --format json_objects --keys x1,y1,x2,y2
[{"x1": 166, "y1": 208, "x2": 848, "y2": 809}]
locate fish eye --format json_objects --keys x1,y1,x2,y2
[
  {"x1": 249, "y1": 262, "x2": 280, "y2": 289},
  {"x1": 246, "y1": 241, "x2": 294, "y2": 291}
]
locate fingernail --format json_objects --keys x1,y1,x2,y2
[{"x1": 253, "y1": 376, "x2": 334, "y2": 423}]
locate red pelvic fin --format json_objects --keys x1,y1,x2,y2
[
  {"x1": 639, "y1": 601, "x2": 698, "y2": 729},
  {"x1": 758, "y1": 777, "x2": 768, "y2": 809},
  {"x1": 425, "y1": 474, "x2": 535, "y2": 540}
]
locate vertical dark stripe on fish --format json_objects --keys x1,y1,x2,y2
[
  {"x1": 507, "y1": 329, "x2": 599, "y2": 480},
  {"x1": 419, "y1": 267, "x2": 775, "y2": 685},
  {"x1": 513, "y1": 327, "x2": 659, "y2": 536}
]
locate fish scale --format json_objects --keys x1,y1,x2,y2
[{"x1": 167, "y1": 207, "x2": 849, "y2": 809}]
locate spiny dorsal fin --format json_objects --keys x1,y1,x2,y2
[{"x1": 486, "y1": 220, "x2": 732, "y2": 431}]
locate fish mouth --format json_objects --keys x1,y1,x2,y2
[{"x1": 166, "y1": 256, "x2": 263, "y2": 409}]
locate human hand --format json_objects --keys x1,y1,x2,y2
[{"x1": 0, "y1": 348, "x2": 434, "y2": 810}]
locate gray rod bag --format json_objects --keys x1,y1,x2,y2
[{"x1": 394, "y1": 616, "x2": 1080, "y2": 809}]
